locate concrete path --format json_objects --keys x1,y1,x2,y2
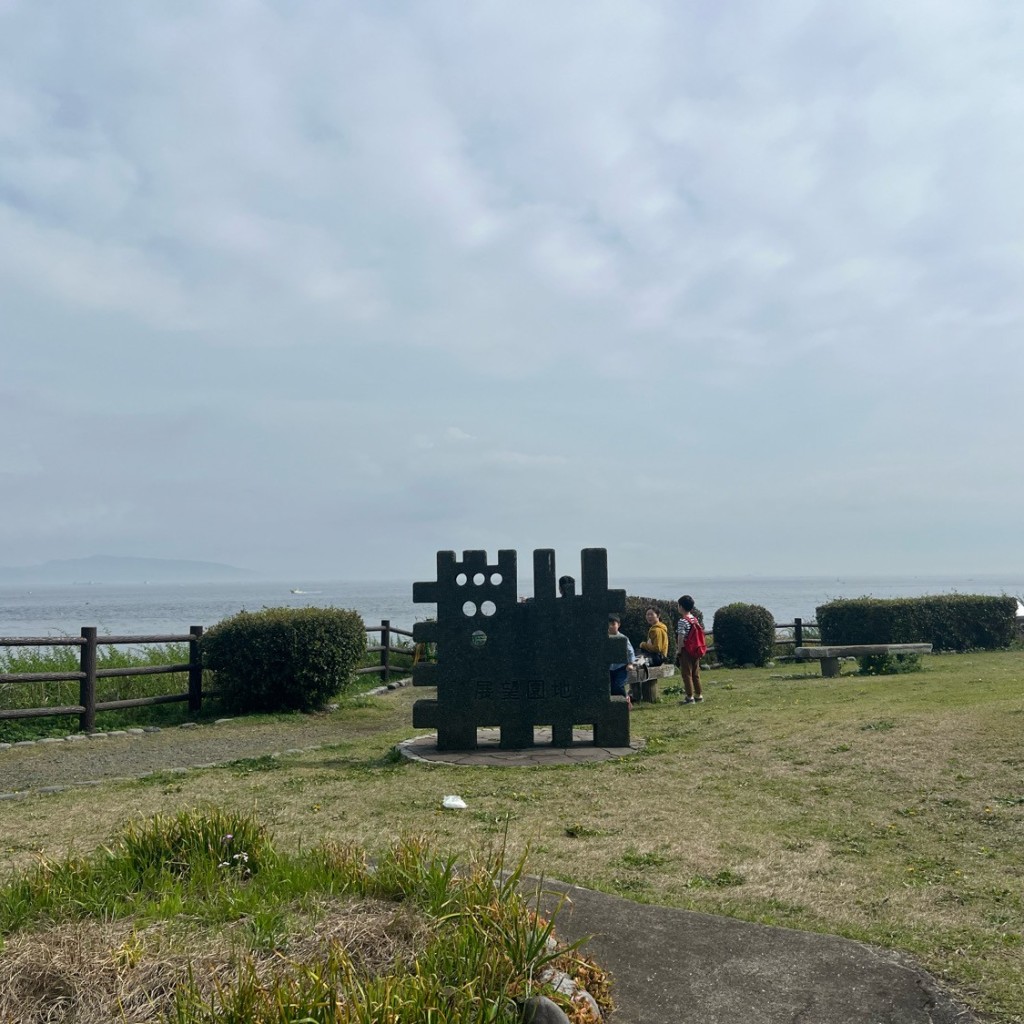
[{"x1": 541, "y1": 881, "x2": 976, "y2": 1024}]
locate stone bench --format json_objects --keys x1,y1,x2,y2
[
  {"x1": 628, "y1": 661, "x2": 676, "y2": 702},
  {"x1": 793, "y1": 643, "x2": 932, "y2": 677}
]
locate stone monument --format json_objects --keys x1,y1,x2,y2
[{"x1": 411, "y1": 548, "x2": 630, "y2": 750}]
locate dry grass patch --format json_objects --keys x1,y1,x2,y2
[
  {"x1": 0, "y1": 807, "x2": 611, "y2": 1024},
  {"x1": 0, "y1": 900, "x2": 431, "y2": 1024}
]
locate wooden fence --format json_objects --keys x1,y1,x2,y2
[
  {"x1": 360, "y1": 619, "x2": 415, "y2": 682},
  {"x1": 0, "y1": 621, "x2": 414, "y2": 732},
  {"x1": 2, "y1": 615, "x2": 816, "y2": 731},
  {"x1": 780, "y1": 618, "x2": 819, "y2": 649}
]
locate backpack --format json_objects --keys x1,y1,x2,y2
[{"x1": 683, "y1": 614, "x2": 707, "y2": 658}]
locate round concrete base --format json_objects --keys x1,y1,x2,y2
[{"x1": 397, "y1": 728, "x2": 643, "y2": 767}]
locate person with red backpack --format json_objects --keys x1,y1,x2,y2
[{"x1": 675, "y1": 594, "x2": 707, "y2": 704}]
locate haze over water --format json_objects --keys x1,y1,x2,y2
[{"x1": 2, "y1": 575, "x2": 1022, "y2": 638}]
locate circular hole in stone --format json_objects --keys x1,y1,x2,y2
[
  {"x1": 490, "y1": 572, "x2": 503, "y2": 585},
  {"x1": 473, "y1": 572, "x2": 486, "y2": 585},
  {"x1": 471, "y1": 629, "x2": 488, "y2": 648},
  {"x1": 462, "y1": 601, "x2": 477, "y2": 617},
  {"x1": 456, "y1": 573, "x2": 468, "y2": 586},
  {"x1": 481, "y1": 600, "x2": 497, "y2": 617}
]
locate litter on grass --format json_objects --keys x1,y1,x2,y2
[{"x1": 442, "y1": 795, "x2": 468, "y2": 809}]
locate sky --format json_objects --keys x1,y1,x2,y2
[{"x1": 2, "y1": 0, "x2": 1023, "y2": 583}]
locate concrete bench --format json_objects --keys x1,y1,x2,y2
[
  {"x1": 628, "y1": 661, "x2": 676, "y2": 702},
  {"x1": 794, "y1": 643, "x2": 932, "y2": 677}
]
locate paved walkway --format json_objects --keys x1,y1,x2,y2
[
  {"x1": 0, "y1": 703, "x2": 978, "y2": 1023},
  {"x1": 541, "y1": 881, "x2": 976, "y2": 1024}
]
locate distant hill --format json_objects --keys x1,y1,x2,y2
[{"x1": 0, "y1": 556, "x2": 258, "y2": 584}]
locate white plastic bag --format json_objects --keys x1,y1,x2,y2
[{"x1": 442, "y1": 795, "x2": 467, "y2": 809}]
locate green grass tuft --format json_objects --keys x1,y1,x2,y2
[{"x1": 0, "y1": 810, "x2": 598, "y2": 1024}]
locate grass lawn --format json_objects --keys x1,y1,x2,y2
[{"x1": 1, "y1": 651, "x2": 1022, "y2": 1022}]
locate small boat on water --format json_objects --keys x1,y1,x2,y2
[{"x1": 290, "y1": 589, "x2": 322, "y2": 595}]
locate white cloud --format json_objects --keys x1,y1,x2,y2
[
  {"x1": 531, "y1": 224, "x2": 620, "y2": 297},
  {"x1": 485, "y1": 450, "x2": 569, "y2": 469},
  {"x1": 1, "y1": 0, "x2": 1023, "y2": 578},
  {"x1": 0, "y1": 207, "x2": 189, "y2": 324},
  {"x1": 0, "y1": 442, "x2": 42, "y2": 476}
]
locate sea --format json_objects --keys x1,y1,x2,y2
[{"x1": 2, "y1": 574, "x2": 1023, "y2": 639}]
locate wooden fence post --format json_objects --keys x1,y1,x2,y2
[
  {"x1": 794, "y1": 617, "x2": 803, "y2": 648},
  {"x1": 189, "y1": 626, "x2": 204, "y2": 713},
  {"x1": 381, "y1": 619, "x2": 390, "y2": 682},
  {"x1": 79, "y1": 627, "x2": 97, "y2": 733}
]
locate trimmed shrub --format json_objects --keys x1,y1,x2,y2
[
  {"x1": 712, "y1": 602, "x2": 775, "y2": 667},
  {"x1": 202, "y1": 606, "x2": 366, "y2": 713},
  {"x1": 857, "y1": 652, "x2": 923, "y2": 676},
  {"x1": 816, "y1": 595, "x2": 1017, "y2": 652}
]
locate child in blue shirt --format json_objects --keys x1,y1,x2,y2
[{"x1": 607, "y1": 613, "x2": 635, "y2": 698}]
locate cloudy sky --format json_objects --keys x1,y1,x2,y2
[{"x1": 2, "y1": 0, "x2": 1022, "y2": 582}]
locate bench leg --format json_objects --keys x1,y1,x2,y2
[{"x1": 820, "y1": 657, "x2": 841, "y2": 678}]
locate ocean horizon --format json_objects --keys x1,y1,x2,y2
[{"x1": 2, "y1": 573, "x2": 1022, "y2": 639}]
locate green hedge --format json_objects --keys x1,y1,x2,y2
[
  {"x1": 815, "y1": 595, "x2": 1017, "y2": 652},
  {"x1": 712, "y1": 603, "x2": 775, "y2": 667},
  {"x1": 202, "y1": 606, "x2": 366, "y2": 713}
]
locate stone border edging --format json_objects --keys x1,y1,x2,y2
[{"x1": 398, "y1": 728, "x2": 644, "y2": 767}]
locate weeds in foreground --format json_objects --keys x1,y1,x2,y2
[{"x1": 0, "y1": 808, "x2": 607, "y2": 1024}]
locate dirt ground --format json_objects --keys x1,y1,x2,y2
[{"x1": 0, "y1": 702, "x2": 403, "y2": 794}]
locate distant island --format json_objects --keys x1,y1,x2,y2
[{"x1": 0, "y1": 556, "x2": 258, "y2": 585}]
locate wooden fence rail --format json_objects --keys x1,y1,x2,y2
[
  {"x1": 1, "y1": 621, "x2": 415, "y2": 732},
  {"x1": 778, "y1": 618, "x2": 820, "y2": 649},
  {"x1": 358, "y1": 619, "x2": 415, "y2": 682},
  {"x1": 0, "y1": 626, "x2": 205, "y2": 732},
  {"x1": 3, "y1": 615, "x2": 814, "y2": 731}
]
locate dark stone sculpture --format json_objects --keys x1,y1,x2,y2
[{"x1": 411, "y1": 548, "x2": 629, "y2": 750}]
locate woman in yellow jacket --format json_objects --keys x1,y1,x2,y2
[{"x1": 639, "y1": 607, "x2": 669, "y2": 665}]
